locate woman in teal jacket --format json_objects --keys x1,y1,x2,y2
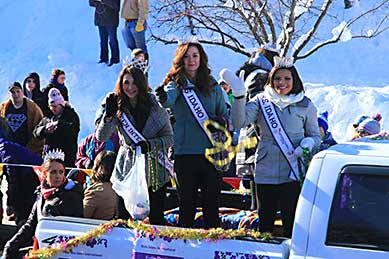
[{"x1": 155, "y1": 42, "x2": 227, "y2": 228}]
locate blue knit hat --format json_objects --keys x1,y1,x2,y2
[
  {"x1": 352, "y1": 114, "x2": 369, "y2": 128},
  {"x1": 318, "y1": 111, "x2": 329, "y2": 133}
]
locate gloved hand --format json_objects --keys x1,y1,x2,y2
[
  {"x1": 105, "y1": 93, "x2": 118, "y2": 117},
  {"x1": 137, "y1": 140, "x2": 150, "y2": 154},
  {"x1": 219, "y1": 69, "x2": 246, "y2": 97},
  {"x1": 300, "y1": 137, "x2": 315, "y2": 152},
  {"x1": 155, "y1": 85, "x2": 167, "y2": 104},
  {"x1": 135, "y1": 21, "x2": 145, "y2": 32}
]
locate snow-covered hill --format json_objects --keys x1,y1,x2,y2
[{"x1": 0, "y1": 1, "x2": 388, "y2": 142}]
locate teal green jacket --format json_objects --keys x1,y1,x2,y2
[{"x1": 162, "y1": 79, "x2": 227, "y2": 155}]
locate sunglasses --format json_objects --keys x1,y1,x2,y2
[
  {"x1": 123, "y1": 80, "x2": 130, "y2": 85},
  {"x1": 27, "y1": 79, "x2": 35, "y2": 83},
  {"x1": 58, "y1": 76, "x2": 65, "y2": 80}
]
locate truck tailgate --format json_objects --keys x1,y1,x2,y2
[{"x1": 35, "y1": 216, "x2": 290, "y2": 259}]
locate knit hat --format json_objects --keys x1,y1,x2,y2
[
  {"x1": 317, "y1": 111, "x2": 329, "y2": 133},
  {"x1": 48, "y1": 88, "x2": 65, "y2": 106},
  {"x1": 8, "y1": 81, "x2": 22, "y2": 91},
  {"x1": 352, "y1": 114, "x2": 369, "y2": 128},
  {"x1": 358, "y1": 118, "x2": 381, "y2": 135}
]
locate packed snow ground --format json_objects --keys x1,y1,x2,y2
[{"x1": 0, "y1": 1, "x2": 388, "y2": 142}]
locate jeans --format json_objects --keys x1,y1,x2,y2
[
  {"x1": 98, "y1": 26, "x2": 120, "y2": 63},
  {"x1": 121, "y1": 20, "x2": 148, "y2": 54}
]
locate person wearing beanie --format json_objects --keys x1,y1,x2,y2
[
  {"x1": 357, "y1": 117, "x2": 381, "y2": 138},
  {"x1": 41, "y1": 68, "x2": 69, "y2": 114},
  {"x1": 317, "y1": 111, "x2": 337, "y2": 151},
  {"x1": 22, "y1": 72, "x2": 45, "y2": 111},
  {"x1": 33, "y1": 89, "x2": 80, "y2": 167},
  {"x1": 0, "y1": 82, "x2": 44, "y2": 155},
  {"x1": 75, "y1": 106, "x2": 119, "y2": 184}
]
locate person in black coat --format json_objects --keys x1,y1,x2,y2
[
  {"x1": 33, "y1": 88, "x2": 80, "y2": 167},
  {"x1": 2, "y1": 152, "x2": 83, "y2": 259},
  {"x1": 22, "y1": 72, "x2": 45, "y2": 111},
  {"x1": 41, "y1": 68, "x2": 69, "y2": 113},
  {"x1": 89, "y1": 0, "x2": 120, "y2": 66}
]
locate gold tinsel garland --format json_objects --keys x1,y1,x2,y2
[{"x1": 26, "y1": 219, "x2": 271, "y2": 259}]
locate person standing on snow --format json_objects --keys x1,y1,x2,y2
[
  {"x1": 33, "y1": 88, "x2": 80, "y2": 168},
  {"x1": 41, "y1": 68, "x2": 69, "y2": 113},
  {"x1": 121, "y1": 0, "x2": 149, "y2": 61},
  {"x1": 22, "y1": 72, "x2": 45, "y2": 111},
  {"x1": 89, "y1": 0, "x2": 120, "y2": 67},
  {"x1": 0, "y1": 82, "x2": 44, "y2": 156},
  {"x1": 220, "y1": 57, "x2": 320, "y2": 237}
]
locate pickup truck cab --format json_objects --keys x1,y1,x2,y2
[{"x1": 34, "y1": 138, "x2": 389, "y2": 259}]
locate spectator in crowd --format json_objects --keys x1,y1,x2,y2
[
  {"x1": 350, "y1": 114, "x2": 369, "y2": 140},
  {"x1": 155, "y1": 42, "x2": 228, "y2": 228},
  {"x1": 83, "y1": 151, "x2": 117, "y2": 220},
  {"x1": 121, "y1": 0, "x2": 149, "y2": 61},
  {"x1": 97, "y1": 65, "x2": 173, "y2": 225},
  {"x1": 75, "y1": 107, "x2": 119, "y2": 183},
  {"x1": 0, "y1": 117, "x2": 42, "y2": 228},
  {"x1": 0, "y1": 82, "x2": 44, "y2": 156},
  {"x1": 355, "y1": 113, "x2": 382, "y2": 139},
  {"x1": 33, "y1": 88, "x2": 80, "y2": 167},
  {"x1": 2, "y1": 150, "x2": 83, "y2": 259},
  {"x1": 89, "y1": 0, "x2": 120, "y2": 67},
  {"x1": 220, "y1": 56, "x2": 320, "y2": 237},
  {"x1": 317, "y1": 111, "x2": 337, "y2": 151},
  {"x1": 22, "y1": 72, "x2": 45, "y2": 111},
  {"x1": 41, "y1": 68, "x2": 69, "y2": 113}
]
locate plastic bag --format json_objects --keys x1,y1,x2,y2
[{"x1": 112, "y1": 146, "x2": 150, "y2": 220}]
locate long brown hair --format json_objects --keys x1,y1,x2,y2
[
  {"x1": 162, "y1": 42, "x2": 213, "y2": 93},
  {"x1": 114, "y1": 65, "x2": 152, "y2": 118},
  {"x1": 91, "y1": 151, "x2": 117, "y2": 183}
]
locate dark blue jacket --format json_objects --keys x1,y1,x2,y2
[{"x1": 0, "y1": 138, "x2": 42, "y2": 214}]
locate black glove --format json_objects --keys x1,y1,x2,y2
[
  {"x1": 105, "y1": 93, "x2": 118, "y2": 117},
  {"x1": 155, "y1": 85, "x2": 167, "y2": 104},
  {"x1": 137, "y1": 140, "x2": 150, "y2": 154}
]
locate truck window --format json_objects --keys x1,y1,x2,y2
[{"x1": 326, "y1": 166, "x2": 389, "y2": 251}]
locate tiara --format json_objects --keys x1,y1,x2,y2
[
  {"x1": 44, "y1": 149, "x2": 65, "y2": 162},
  {"x1": 122, "y1": 56, "x2": 149, "y2": 74},
  {"x1": 177, "y1": 36, "x2": 200, "y2": 45},
  {"x1": 273, "y1": 56, "x2": 295, "y2": 68}
]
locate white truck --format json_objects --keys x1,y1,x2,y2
[{"x1": 33, "y1": 138, "x2": 389, "y2": 259}]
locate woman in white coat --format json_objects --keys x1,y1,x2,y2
[{"x1": 220, "y1": 58, "x2": 320, "y2": 237}]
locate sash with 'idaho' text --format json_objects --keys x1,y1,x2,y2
[{"x1": 257, "y1": 93, "x2": 303, "y2": 181}]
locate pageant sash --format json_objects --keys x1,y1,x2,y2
[
  {"x1": 257, "y1": 93, "x2": 303, "y2": 181},
  {"x1": 119, "y1": 113, "x2": 174, "y2": 176},
  {"x1": 182, "y1": 87, "x2": 213, "y2": 143}
]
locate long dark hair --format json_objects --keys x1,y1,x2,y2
[
  {"x1": 162, "y1": 42, "x2": 212, "y2": 93},
  {"x1": 114, "y1": 65, "x2": 152, "y2": 118},
  {"x1": 266, "y1": 66, "x2": 304, "y2": 95}
]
